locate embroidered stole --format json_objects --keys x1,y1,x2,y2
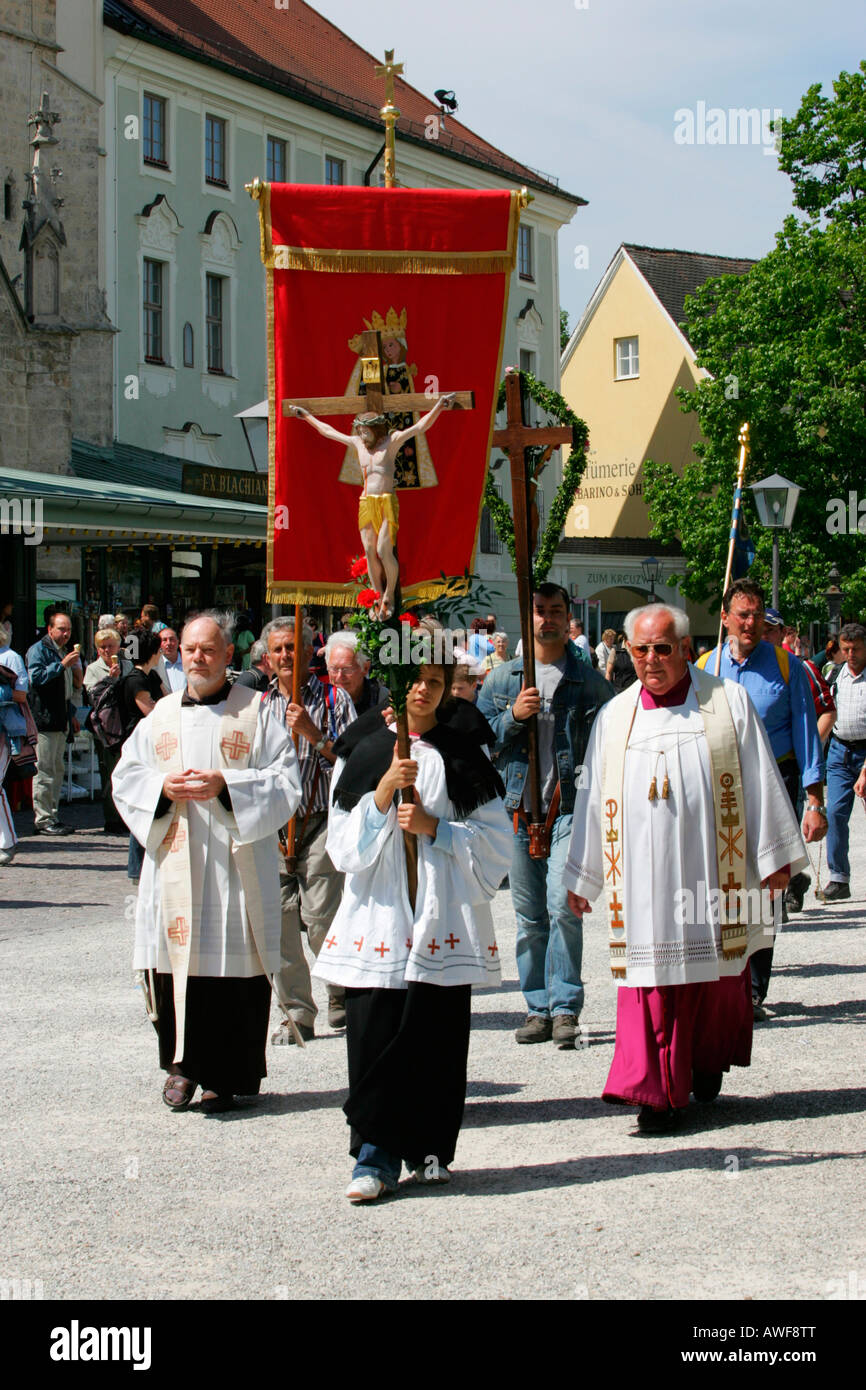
[
  {"x1": 151, "y1": 684, "x2": 263, "y2": 1062},
  {"x1": 601, "y1": 667, "x2": 748, "y2": 980}
]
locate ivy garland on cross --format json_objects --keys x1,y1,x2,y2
[{"x1": 482, "y1": 371, "x2": 590, "y2": 585}]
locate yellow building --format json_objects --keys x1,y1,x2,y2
[{"x1": 558, "y1": 244, "x2": 754, "y2": 643}]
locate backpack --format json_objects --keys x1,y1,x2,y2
[
  {"x1": 610, "y1": 646, "x2": 637, "y2": 693},
  {"x1": 87, "y1": 670, "x2": 134, "y2": 748}
]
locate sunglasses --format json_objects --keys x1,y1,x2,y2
[{"x1": 629, "y1": 642, "x2": 676, "y2": 657}]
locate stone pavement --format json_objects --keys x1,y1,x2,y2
[{"x1": 1, "y1": 799, "x2": 864, "y2": 1302}]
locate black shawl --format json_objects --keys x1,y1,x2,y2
[{"x1": 332, "y1": 698, "x2": 505, "y2": 818}]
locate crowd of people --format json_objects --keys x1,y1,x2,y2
[{"x1": 1, "y1": 584, "x2": 864, "y2": 1203}]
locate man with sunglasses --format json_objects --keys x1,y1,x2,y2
[
  {"x1": 697, "y1": 580, "x2": 825, "y2": 1017},
  {"x1": 565, "y1": 603, "x2": 806, "y2": 1133}
]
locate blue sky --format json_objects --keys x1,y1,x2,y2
[{"x1": 316, "y1": 0, "x2": 863, "y2": 327}]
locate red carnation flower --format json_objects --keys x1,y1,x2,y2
[
  {"x1": 349, "y1": 556, "x2": 368, "y2": 580},
  {"x1": 399, "y1": 612, "x2": 420, "y2": 628},
  {"x1": 357, "y1": 589, "x2": 381, "y2": 608}
]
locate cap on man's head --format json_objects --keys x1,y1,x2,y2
[{"x1": 763, "y1": 607, "x2": 784, "y2": 627}]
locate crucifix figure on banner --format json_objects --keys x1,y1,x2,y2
[
  {"x1": 284, "y1": 329, "x2": 474, "y2": 618},
  {"x1": 492, "y1": 368, "x2": 576, "y2": 858}
]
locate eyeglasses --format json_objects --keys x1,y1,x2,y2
[
  {"x1": 629, "y1": 642, "x2": 676, "y2": 657},
  {"x1": 328, "y1": 666, "x2": 356, "y2": 676}
]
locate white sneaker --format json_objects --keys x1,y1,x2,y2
[{"x1": 345, "y1": 1175, "x2": 389, "y2": 1203}]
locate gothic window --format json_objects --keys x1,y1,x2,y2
[
  {"x1": 183, "y1": 321, "x2": 194, "y2": 367},
  {"x1": 34, "y1": 241, "x2": 60, "y2": 318}
]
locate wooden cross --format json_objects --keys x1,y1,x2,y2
[
  {"x1": 282, "y1": 331, "x2": 474, "y2": 422},
  {"x1": 492, "y1": 370, "x2": 576, "y2": 840},
  {"x1": 282, "y1": 343, "x2": 475, "y2": 917}
]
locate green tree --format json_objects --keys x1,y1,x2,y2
[
  {"x1": 774, "y1": 61, "x2": 866, "y2": 229},
  {"x1": 560, "y1": 307, "x2": 571, "y2": 352},
  {"x1": 644, "y1": 64, "x2": 866, "y2": 622}
]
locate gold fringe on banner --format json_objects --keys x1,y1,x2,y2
[
  {"x1": 265, "y1": 245, "x2": 515, "y2": 275},
  {"x1": 266, "y1": 577, "x2": 469, "y2": 607},
  {"x1": 251, "y1": 186, "x2": 524, "y2": 275}
]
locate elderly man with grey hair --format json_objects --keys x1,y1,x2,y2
[
  {"x1": 565, "y1": 602, "x2": 806, "y2": 1133},
  {"x1": 235, "y1": 639, "x2": 271, "y2": 692},
  {"x1": 324, "y1": 630, "x2": 389, "y2": 717},
  {"x1": 262, "y1": 616, "x2": 356, "y2": 1038}
]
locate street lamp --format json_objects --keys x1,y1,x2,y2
[
  {"x1": 749, "y1": 473, "x2": 801, "y2": 610},
  {"x1": 641, "y1": 555, "x2": 661, "y2": 601},
  {"x1": 825, "y1": 565, "x2": 844, "y2": 639}
]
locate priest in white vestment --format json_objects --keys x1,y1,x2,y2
[
  {"x1": 564, "y1": 605, "x2": 807, "y2": 1134},
  {"x1": 113, "y1": 614, "x2": 302, "y2": 1113}
]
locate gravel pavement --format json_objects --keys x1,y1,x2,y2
[{"x1": 1, "y1": 799, "x2": 864, "y2": 1302}]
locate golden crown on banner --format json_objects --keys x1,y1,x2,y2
[{"x1": 348, "y1": 306, "x2": 408, "y2": 354}]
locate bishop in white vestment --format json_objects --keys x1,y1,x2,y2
[
  {"x1": 564, "y1": 606, "x2": 807, "y2": 1133},
  {"x1": 113, "y1": 615, "x2": 301, "y2": 1112}
]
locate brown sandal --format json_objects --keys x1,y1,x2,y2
[{"x1": 162, "y1": 1074, "x2": 197, "y2": 1111}]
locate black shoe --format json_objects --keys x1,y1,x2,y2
[
  {"x1": 636, "y1": 1105, "x2": 679, "y2": 1134},
  {"x1": 200, "y1": 1093, "x2": 237, "y2": 1114},
  {"x1": 34, "y1": 821, "x2": 74, "y2": 837},
  {"x1": 515, "y1": 1014, "x2": 553, "y2": 1044},
  {"x1": 784, "y1": 872, "x2": 810, "y2": 913},
  {"x1": 822, "y1": 880, "x2": 851, "y2": 902},
  {"x1": 692, "y1": 1070, "x2": 723, "y2": 1103},
  {"x1": 752, "y1": 994, "x2": 768, "y2": 1022}
]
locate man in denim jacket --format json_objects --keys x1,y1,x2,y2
[{"x1": 478, "y1": 583, "x2": 613, "y2": 1047}]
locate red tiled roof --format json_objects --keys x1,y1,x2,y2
[
  {"x1": 624, "y1": 244, "x2": 756, "y2": 334},
  {"x1": 105, "y1": 0, "x2": 583, "y2": 201}
]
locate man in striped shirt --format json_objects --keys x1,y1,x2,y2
[
  {"x1": 824, "y1": 623, "x2": 866, "y2": 901},
  {"x1": 263, "y1": 617, "x2": 356, "y2": 1039}
]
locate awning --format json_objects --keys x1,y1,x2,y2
[{"x1": 0, "y1": 464, "x2": 267, "y2": 546}]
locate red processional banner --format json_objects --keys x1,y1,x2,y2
[{"x1": 255, "y1": 182, "x2": 521, "y2": 604}]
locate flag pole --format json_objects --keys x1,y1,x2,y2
[{"x1": 714, "y1": 422, "x2": 750, "y2": 675}]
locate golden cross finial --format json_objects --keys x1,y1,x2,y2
[
  {"x1": 375, "y1": 49, "x2": 404, "y2": 108},
  {"x1": 375, "y1": 49, "x2": 403, "y2": 188}
]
